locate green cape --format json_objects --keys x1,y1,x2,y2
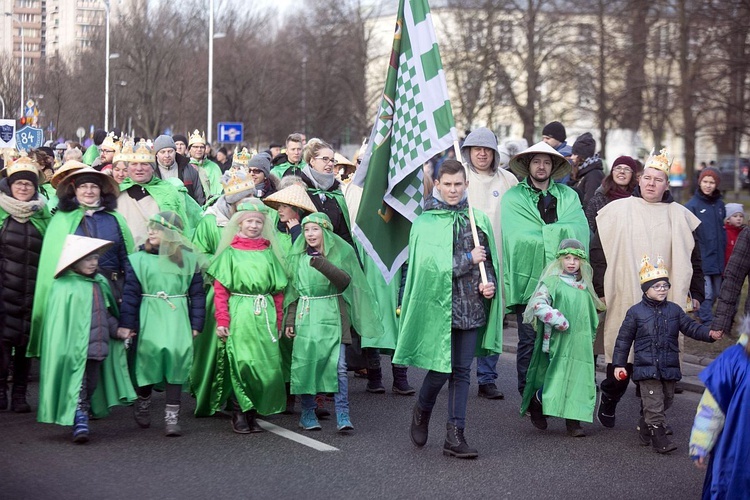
[
  {"x1": 37, "y1": 271, "x2": 135, "y2": 425},
  {"x1": 393, "y1": 207, "x2": 502, "y2": 373},
  {"x1": 190, "y1": 158, "x2": 223, "y2": 197},
  {"x1": 0, "y1": 202, "x2": 51, "y2": 242},
  {"x1": 501, "y1": 181, "x2": 589, "y2": 310},
  {"x1": 28, "y1": 207, "x2": 133, "y2": 358},
  {"x1": 270, "y1": 161, "x2": 303, "y2": 179},
  {"x1": 119, "y1": 175, "x2": 195, "y2": 237},
  {"x1": 82, "y1": 145, "x2": 98, "y2": 166},
  {"x1": 520, "y1": 275, "x2": 598, "y2": 422}
]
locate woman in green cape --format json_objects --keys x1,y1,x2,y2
[
  {"x1": 284, "y1": 213, "x2": 383, "y2": 432},
  {"x1": 118, "y1": 211, "x2": 206, "y2": 437},
  {"x1": 37, "y1": 235, "x2": 134, "y2": 443},
  {"x1": 207, "y1": 200, "x2": 289, "y2": 433},
  {"x1": 520, "y1": 239, "x2": 605, "y2": 437}
]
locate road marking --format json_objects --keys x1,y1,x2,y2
[{"x1": 257, "y1": 420, "x2": 339, "y2": 452}]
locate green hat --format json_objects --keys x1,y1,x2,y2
[{"x1": 301, "y1": 212, "x2": 333, "y2": 231}]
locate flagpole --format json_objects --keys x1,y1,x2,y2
[{"x1": 453, "y1": 140, "x2": 488, "y2": 285}]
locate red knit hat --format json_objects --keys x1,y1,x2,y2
[{"x1": 698, "y1": 168, "x2": 720, "y2": 186}]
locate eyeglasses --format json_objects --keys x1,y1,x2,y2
[
  {"x1": 248, "y1": 168, "x2": 264, "y2": 174},
  {"x1": 12, "y1": 181, "x2": 35, "y2": 189},
  {"x1": 613, "y1": 166, "x2": 633, "y2": 173},
  {"x1": 315, "y1": 156, "x2": 335, "y2": 164},
  {"x1": 190, "y1": 145, "x2": 206, "y2": 150},
  {"x1": 650, "y1": 283, "x2": 671, "y2": 291},
  {"x1": 101, "y1": 149, "x2": 116, "y2": 154}
]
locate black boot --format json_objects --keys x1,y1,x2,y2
[
  {"x1": 649, "y1": 424, "x2": 677, "y2": 454},
  {"x1": 246, "y1": 410, "x2": 264, "y2": 433},
  {"x1": 231, "y1": 400, "x2": 251, "y2": 434},
  {"x1": 392, "y1": 366, "x2": 415, "y2": 395},
  {"x1": 0, "y1": 382, "x2": 7, "y2": 411},
  {"x1": 565, "y1": 419, "x2": 585, "y2": 437},
  {"x1": 478, "y1": 383, "x2": 504, "y2": 400},
  {"x1": 637, "y1": 417, "x2": 650, "y2": 446},
  {"x1": 528, "y1": 391, "x2": 547, "y2": 430},
  {"x1": 443, "y1": 423, "x2": 478, "y2": 459},
  {"x1": 409, "y1": 403, "x2": 431, "y2": 447},
  {"x1": 597, "y1": 393, "x2": 617, "y2": 428},
  {"x1": 283, "y1": 383, "x2": 295, "y2": 415},
  {"x1": 10, "y1": 385, "x2": 31, "y2": 413},
  {"x1": 366, "y1": 368, "x2": 385, "y2": 393}
]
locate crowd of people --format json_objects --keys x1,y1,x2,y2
[{"x1": 0, "y1": 123, "x2": 748, "y2": 498}]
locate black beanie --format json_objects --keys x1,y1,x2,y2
[
  {"x1": 74, "y1": 173, "x2": 104, "y2": 189},
  {"x1": 572, "y1": 132, "x2": 596, "y2": 159},
  {"x1": 93, "y1": 129, "x2": 108, "y2": 146},
  {"x1": 542, "y1": 121, "x2": 566, "y2": 142},
  {"x1": 8, "y1": 170, "x2": 39, "y2": 189},
  {"x1": 173, "y1": 134, "x2": 188, "y2": 145},
  {"x1": 641, "y1": 278, "x2": 670, "y2": 293}
]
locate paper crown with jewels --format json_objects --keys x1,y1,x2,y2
[
  {"x1": 644, "y1": 148, "x2": 672, "y2": 175},
  {"x1": 232, "y1": 147, "x2": 253, "y2": 168},
  {"x1": 639, "y1": 254, "x2": 670, "y2": 284},
  {"x1": 1, "y1": 151, "x2": 41, "y2": 179},
  {"x1": 221, "y1": 169, "x2": 255, "y2": 197},
  {"x1": 188, "y1": 130, "x2": 206, "y2": 147},
  {"x1": 100, "y1": 132, "x2": 121, "y2": 151},
  {"x1": 113, "y1": 139, "x2": 134, "y2": 163},
  {"x1": 129, "y1": 139, "x2": 155, "y2": 163}
]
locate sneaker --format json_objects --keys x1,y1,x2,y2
[
  {"x1": 478, "y1": 383, "x2": 505, "y2": 400},
  {"x1": 73, "y1": 410, "x2": 90, "y2": 444},
  {"x1": 164, "y1": 404, "x2": 182, "y2": 437},
  {"x1": 299, "y1": 409, "x2": 322, "y2": 431},
  {"x1": 336, "y1": 412, "x2": 354, "y2": 432},
  {"x1": 597, "y1": 394, "x2": 616, "y2": 428}
]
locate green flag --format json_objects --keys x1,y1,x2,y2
[{"x1": 352, "y1": 0, "x2": 456, "y2": 283}]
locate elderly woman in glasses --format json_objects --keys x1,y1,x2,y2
[{"x1": 295, "y1": 139, "x2": 354, "y2": 247}]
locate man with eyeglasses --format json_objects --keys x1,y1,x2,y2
[
  {"x1": 271, "y1": 133, "x2": 305, "y2": 178},
  {"x1": 152, "y1": 135, "x2": 206, "y2": 206},
  {"x1": 187, "y1": 130, "x2": 223, "y2": 198},
  {"x1": 591, "y1": 148, "x2": 708, "y2": 428}
]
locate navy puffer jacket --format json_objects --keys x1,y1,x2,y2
[
  {"x1": 613, "y1": 295, "x2": 712, "y2": 381},
  {"x1": 685, "y1": 188, "x2": 726, "y2": 275}
]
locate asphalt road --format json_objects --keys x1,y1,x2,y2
[{"x1": 0, "y1": 353, "x2": 707, "y2": 500}]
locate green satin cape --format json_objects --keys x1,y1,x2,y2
[
  {"x1": 501, "y1": 181, "x2": 589, "y2": 310},
  {"x1": 392, "y1": 207, "x2": 502, "y2": 373},
  {"x1": 119, "y1": 176, "x2": 196, "y2": 237},
  {"x1": 28, "y1": 207, "x2": 133, "y2": 358},
  {"x1": 190, "y1": 158, "x2": 223, "y2": 197},
  {"x1": 204, "y1": 245, "x2": 288, "y2": 414},
  {"x1": 520, "y1": 275, "x2": 598, "y2": 422},
  {"x1": 37, "y1": 271, "x2": 135, "y2": 425}
]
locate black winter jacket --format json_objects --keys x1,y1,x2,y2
[
  {"x1": 87, "y1": 280, "x2": 119, "y2": 361},
  {"x1": 154, "y1": 153, "x2": 206, "y2": 206},
  {"x1": 0, "y1": 217, "x2": 44, "y2": 345},
  {"x1": 72, "y1": 210, "x2": 132, "y2": 277},
  {"x1": 613, "y1": 295, "x2": 712, "y2": 381}
]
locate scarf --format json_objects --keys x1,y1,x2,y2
[
  {"x1": 0, "y1": 191, "x2": 46, "y2": 223},
  {"x1": 303, "y1": 164, "x2": 335, "y2": 191},
  {"x1": 607, "y1": 185, "x2": 632, "y2": 201}
]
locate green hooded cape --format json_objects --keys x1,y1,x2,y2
[
  {"x1": 501, "y1": 181, "x2": 589, "y2": 310},
  {"x1": 119, "y1": 176, "x2": 196, "y2": 237},
  {"x1": 190, "y1": 158, "x2": 223, "y2": 197},
  {"x1": 37, "y1": 271, "x2": 135, "y2": 425},
  {"x1": 28, "y1": 207, "x2": 134, "y2": 358},
  {"x1": 392, "y1": 207, "x2": 502, "y2": 374}
]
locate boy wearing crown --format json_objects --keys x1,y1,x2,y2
[
  {"x1": 591, "y1": 148, "x2": 707, "y2": 428},
  {"x1": 612, "y1": 256, "x2": 720, "y2": 454}
]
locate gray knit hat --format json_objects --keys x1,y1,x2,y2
[
  {"x1": 153, "y1": 135, "x2": 176, "y2": 153},
  {"x1": 726, "y1": 203, "x2": 745, "y2": 219},
  {"x1": 247, "y1": 154, "x2": 271, "y2": 178}
]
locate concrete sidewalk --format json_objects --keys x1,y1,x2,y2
[{"x1": 501, "y1": 320, "x2": 710, "y2": 393}]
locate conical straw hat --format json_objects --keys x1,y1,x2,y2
[
  {"x1": 508, "y1": 141, "x2": 571, "y2": 180},
  {"x1": 57, "y1": 166, "x2": 120, "y2": 197},
  {"x1": 263, "y1": 183, "x2": 318, "y2": 214},
  {"x1": 54, "y1": 234, "x2": 113, "y2": 278},
  {"x1": 51, "y1": 160, "x2": 87, "y2": 188}
]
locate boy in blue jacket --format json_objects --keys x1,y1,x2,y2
[{"x1": 613, "y1": 255, "x2": 722, "y2": 454}]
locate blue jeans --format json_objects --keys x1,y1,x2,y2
[
  {"x1": 476, "y1": 353, "x2": 499, "y2": 385},
  {"x1": 300, "y1": 344, "x2": 349, "y2": 414},
  {"x1": 515, "y1": 305, "x2": 536, "y2": 396},
  {"x1": 697, "y1": 274, "x2": 722, "y2": 323},
  {"x1": 418, "y1": 328, "x2": 477, "y2": 429}
]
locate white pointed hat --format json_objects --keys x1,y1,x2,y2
[{"x1": 54, "y1": 234, "x2": 113, "y2": 278}]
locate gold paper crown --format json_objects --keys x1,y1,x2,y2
[
  {"x1": 113, "y1": 140, "x2": 134, "y2": 163},
  {"x1": 232, "y1": 147, "x2": 252, "y2": 167},
  {"x1": 644, "y1": 148, "x2": 672, "y2": 175},
  {"x1": 188, "y1": 130, "x2": 206, "y2": 147},
  {"x1": 130, "y1": 140, "x2": 155, "y2": 163},
  {"x1": 101, "y1": 132, "x2": 120, "y2": 151},
  {"x1": 639, "y1": 254, "x2": 670, "y2": 284},
  {"x1": 2, "y1": 152, "x2": 41, "y2": 179},
  {"x1": 222, "y1": 170, "x2": 255, "y2": 196}
]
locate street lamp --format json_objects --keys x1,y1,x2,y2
[
  {"x1": 4, "y1": 13, "x2": 24, "y2": 118},
  {"x1": 113, "y1": 81, "x2": 127, "y2": 130},
  {"x1": 207, "y1": 0, "x2": 226, "y2": 145},
  {"x1": 102, "y1": 0, "x2": 113, "y2": 131}
]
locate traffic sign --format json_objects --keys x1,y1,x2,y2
[
  {"x1": 15, "y1": 125, "x2": 44, "y2": 151},
  {"x1": 76, "y1": 127, "x2": 86, "y2": 140},
  {"x1": 0, "y1": 120, "x2": 16, "y2": 149},
  {"x1": 217, "y1": 122, "x2": 243, "y2": 143}
]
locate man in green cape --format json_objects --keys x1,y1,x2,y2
[
  {"x1": 394, "y1": 160, "x2": 502, "y2": 459},
  {"x1": 271, "y1": 133, "x2": 305, "y2": 178},
  {"x1": 501, "y1": 141, "x2": 588, "y2": 397},
  {"x1": 186, "y1": 130, "x2": 222, "y2": 197}
]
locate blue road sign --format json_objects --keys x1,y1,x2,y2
[
  {"x1": 15, "y1": 125, "x2": 44, "y2": 151},
  {"x1": 217, "y1": 122, "x2": 244, "y2": 143}
]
